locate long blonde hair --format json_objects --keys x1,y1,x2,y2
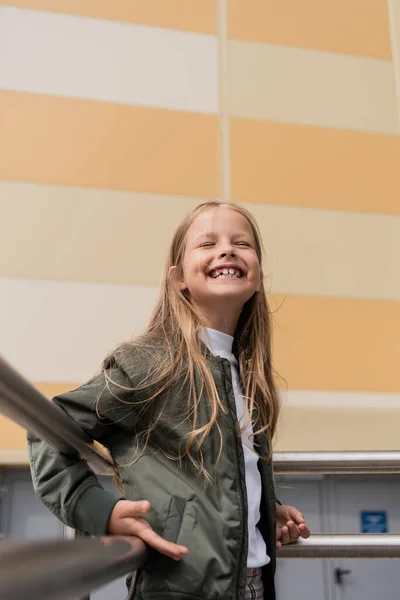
[{"x1": 104, "y1": 201, "x2": 280, "y2": 480}]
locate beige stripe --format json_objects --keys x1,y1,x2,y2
[
  {"x1": 0, "y1": 91, "x2": 219, "y2": 198},
  {"x1": 284, "y1": 390, "x2": 400, "y2": 409},
  {"x1": 271, "y1": 294, "x2": 400, "y2": 394},
  {"x1": 228, "y1": 0, "x2": 392, "y2": 59},
  {"x1": 275, "y1": 405, "x2": 400, "y2": 451},
  {"x1": 227, "y1": 41, "x2": 398, "y2": 135},
  {"x1": 231, "y1": 118, "x2": 400, "y2": 215},
  {"x1": 3, "y1": 183, "x2": 400, "y2": 302},
  {"x1": 0, "y1": 449, "x2": 29, "y2": 466},
  {"x1": 0, "y1": 183, "x2": 201, "y2": 285},
  {"x1": 2, "y1": 406, "x2": 400, "y2": 455},
  {"x1": 1, "y1": 0, "x2": 217, "y2": 34},
  {"x1": 243, "y1": 202, "x2": 400, "y2": 301}
]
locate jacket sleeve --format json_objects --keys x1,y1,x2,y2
[{"x1": 27, "y1": 366, "x2": 134, "y2": 536}]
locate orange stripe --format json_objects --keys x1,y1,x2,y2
[
  {"x1": 1, "y1": 0, "x2": 217, "y2": 34},
  {"x1": 0, "y1": 91, "x2": 219, "y2": 198},
  {"x1": 231, "y1": 118, "x2": 400, "y2": 215},
  {"x1": 228, "y1": 0, "x2": 392, "y2": 59},
  {"x1": 0, "y1": 382, "x2": 78, "y2": 451},
  {"x1": 271, "y1": 294, "x2": 400, "y2": 393}
]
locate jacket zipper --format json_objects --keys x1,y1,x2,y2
[{"x1": 221, "y1": 359, "x2": 247, "y2": 600}]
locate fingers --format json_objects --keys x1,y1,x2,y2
[
  {"x1": 108, "y1": 500, "x2": 189, "y2": 561},
  {"x1": 137, "y1": 525, "x2": 189, "y2": 561},
  {"x1": 115, "y1": 515, "x2": 188, "y2": 561},
  {"x1": 117, "y1": 500, "x2": 151, "y2": 518},
  {"x1": 298, "y1": 523, "x2": 311, "y2": 539},
  {"x1": 287, "y1": 506, "x2": 305, "y2": 524},
  {"x1": 277, "y1": 520, "x2": 310, "y2": 546}
]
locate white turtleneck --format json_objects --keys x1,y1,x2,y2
[{"x1": 201, "y1": 327, "x2": 270, "y2": 568}]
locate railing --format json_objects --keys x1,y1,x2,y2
[
  {"x1": 1, "y1": 355, "x2": 400, "y2": 598},
  {"x1": 0, "y1": 536, "x2": 147, "y2": 600},
  {"x1": 1, "y1": 536, "x2": 399, "y2": 600},
  {"x1": 273, "y1": 451, "x2": 400, "y2": 474},
  {"x1": 279, "y1": 534, "x2": 400, "y2": 558},
  {"x1": 0, "y1": 356, "x2": 113, "y2": 476}
]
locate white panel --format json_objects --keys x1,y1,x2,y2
[
  {"x1": 228, "y1": 40, "x2": 399, "y2": 134},
  {"x1": 284, "y1": 390, "x2": 400, "y2": 409},
  {"x1": 0, "y1": 6, "x2": 218, "y2": 113},
  {"x1": 0, "y1": 278, "x2": 158, "y2": 382},
  {"x1": 331, "y1": 479, "x2": 400, "y2": 600},
  {"x1": 275, "y1": 479, "x2": 326, "y2": 600}
]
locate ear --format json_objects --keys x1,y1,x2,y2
[{"x1": 169, "y1": 265, "x2": 187, "y2": 291}]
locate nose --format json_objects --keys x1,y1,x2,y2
[{"x1": 219, "y1": 247, "x2": 236, "y2": 258}]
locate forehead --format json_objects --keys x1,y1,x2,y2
[{"x1": 186, "y1": 207, "x2": 254, "y2": 239}]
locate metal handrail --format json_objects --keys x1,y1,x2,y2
[
  {"x1": 2, "y1": 354, "x2": 400, "y2": 598},
  {"x1": 2, "y1": 356, "x2": 400, "y2": 475},
  {"x1": 2, "y1": 535, "x2": 399, "y2": 600},
  {"x1": 0, "y1": 356, "x2": 113, "y2": 475},
  {"x1": 0, "y1": 536, "x2": 147, "y2": 600},
  {"x1": 279, "y1": 534, "x2": 400, "y2": 558},
  {"x1": 273, "y1": 451, "x2": 400, "y2": 474}
]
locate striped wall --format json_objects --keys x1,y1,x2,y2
[{"x1": 1, "y1": 1, "x2": 400, "y2": 463}]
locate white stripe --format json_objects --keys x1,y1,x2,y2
[
  {"x1": 283, "y1": 390, "x2": 400, "y2": 409},
  {"x1": 0, "y1": 278, "x2": 158, "y2": 382},
  {"x1": 227, "y1": 40, "x2": 399, "y2": 135},
  {"x1": 0, "y1": 6, "x2": 218, "y2": 114}
]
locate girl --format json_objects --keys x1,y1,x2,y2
[{"x1": 28, "y1": 201, "x2": 310, "y2": 600}]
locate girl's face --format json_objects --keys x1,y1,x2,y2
[{"x1": 178, "y1": 207, "x2": 262, "y2": 313}]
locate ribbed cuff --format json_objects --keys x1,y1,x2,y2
[{"x1": 73, "y1": 486, "x2": 125, "y2": 536}]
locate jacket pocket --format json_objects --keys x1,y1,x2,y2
[
  {"x1": 140, "y1": 495, "x2": 196, "y2": 598},
  {"x1": 162, "y1": 495, "x2": 187, "y2": 544}
]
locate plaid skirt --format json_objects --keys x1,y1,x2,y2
[{"x1": 244, "y1": 567, "x2": 264, "y2": 600}]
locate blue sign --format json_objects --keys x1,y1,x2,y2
[{"x1": 360, "y1": 511, "x2": 388, "y2": 533}]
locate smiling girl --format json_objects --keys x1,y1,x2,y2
[{"x1": 28, "y1": 201, "x2": 309, "y2": 600}]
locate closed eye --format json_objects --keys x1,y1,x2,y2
[
  {"x1": 200, "y1": 242, "x2": 215, "y2": 247},
  {"x1": 236, "y1": 241, "x2": 251, "y2": 247}
]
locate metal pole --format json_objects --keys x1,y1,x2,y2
[
  {"x1": 278, "y1": 534, "x2": 400, "y2": 559},
  {"x1": 0, "y1": 536, "x2": 148, "y2": 600},
  {"x1": 273, "y1": 451, "x2": 400, "y2": 474},
  {"x1": 0, "y1": 356, "x2": 113, "y2": 474}
]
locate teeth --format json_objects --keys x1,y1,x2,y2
[{"x1": 209, "y1": 268, "x2": 243, "y2": 278}]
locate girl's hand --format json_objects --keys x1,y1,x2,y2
[
  {"x1": 275, "y1": 504, "x2": 311, "y2": 550},
  {"x1": 107, "y1": 500, "x2": 189, "y2": 561}
]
